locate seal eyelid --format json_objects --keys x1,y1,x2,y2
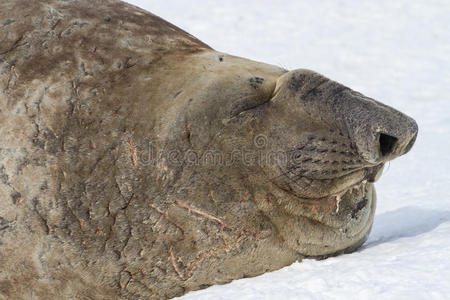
[
  {"x1": 229, "y1": 95, "x2": 272, "y2": 118},
  {"x1": 228, "y1": 77, "x2": 277, "y2": 118}
]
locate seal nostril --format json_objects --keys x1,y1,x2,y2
[{"x1": 379, "y1": 133, "x2": 398, "y2": 157}]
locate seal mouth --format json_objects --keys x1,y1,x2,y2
[
  {"x1": 365, "y1": 163, "x2": 385, "y2": 183},
  {"x1": 328, "y1": 178, "x2": 370, "y2": 214},
  {"x1": 273, "y1": 163, "x2": 384, "y2": 202},
  {"x1": 326, "y1": 163, "x2": 384, "y2": 201}
]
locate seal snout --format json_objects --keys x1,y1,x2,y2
[
  {"x1": 281, "y1": 69, "x2": 419, "y2": 165},
  {"x1": 348, "y1": 103, "x2": 419, "y2": 164}
]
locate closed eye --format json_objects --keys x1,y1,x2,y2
[{"x1": 229, "y1": 94, "x2": 272, "y2": 118}]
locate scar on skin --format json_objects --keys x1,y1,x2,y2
[
  {"x1": 127, "y1": 141, "x2": 137, "y2": 167},
  {"x1": 175, "y1": 200, "x2": 229, "y2": 228}
]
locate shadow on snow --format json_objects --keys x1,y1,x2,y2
[{"x1": 362, "y1": 206, "x2": 450, "y2": 249}]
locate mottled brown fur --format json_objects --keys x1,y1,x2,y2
[{"x1": 0, "y1": 1, "x2": 417, "y2": 299}]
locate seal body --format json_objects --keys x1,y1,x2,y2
[{"x1": 0, "y1": 1, "x2": 418, "y2": 299}]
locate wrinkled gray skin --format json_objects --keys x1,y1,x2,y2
[{"x1": 0, "y1": 0, "x2": 418, "y2": 299}]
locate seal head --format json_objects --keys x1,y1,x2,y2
[{"x1": 175, "y1": 61, "x2": 418, "y2": 256}]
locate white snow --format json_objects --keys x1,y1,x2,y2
[{"x1": 126, "y1": 1, "x2": 450, "y2": 299}]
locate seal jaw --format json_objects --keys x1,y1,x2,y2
[
  {"x1": 274, "y1": 182, "x2": 377, "y2": 257},
  {"x1": 255, "y1": 168, "x2": 377, "y2": 257}
]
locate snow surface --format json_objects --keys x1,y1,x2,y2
[{"x1": 126, "y1": 1, "x2": 450, "y2": 299}]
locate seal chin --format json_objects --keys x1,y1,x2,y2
[
  {"x1": 268, "y1": 175, "x2": 377, "y2": 257},
  {"x1": 293, "y1": 182, "x2": 376, "y2": 257}
]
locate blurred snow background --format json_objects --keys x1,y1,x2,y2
[{"x1": 126, "y1": 1, "x2": 450, "y2": 299}]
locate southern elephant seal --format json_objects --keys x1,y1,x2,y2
[{"x1": 0, "y1": 0, "x2": 418, "y2": 299}]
